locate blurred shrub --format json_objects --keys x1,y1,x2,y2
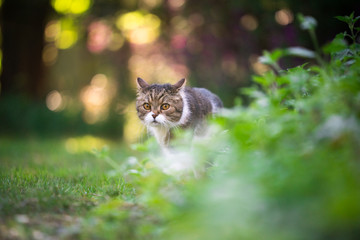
[{"x1": 0, "y1": 95, "x2": 124, "y2": 138}]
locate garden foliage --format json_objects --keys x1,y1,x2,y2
[{"x1": 77, "y1": 14, "x2": 360, "y2": 240}]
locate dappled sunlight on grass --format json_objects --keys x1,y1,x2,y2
[
  {"x1": 64, "y1": 135, "x2": 108, "y2": 154},
  {"x1": 0, "y1": 136, "x2": 129, "y2": 172}
]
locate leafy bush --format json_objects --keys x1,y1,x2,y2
[{"x1": 79, "y1": 14, "x2": 360, "y2": 239}]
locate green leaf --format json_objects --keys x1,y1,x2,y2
[
  {"x1": 354, "y1": 16, "x2": 360, "y2": 25},
  {"x1": 92, "y1": 145, "x2": 110, "y2": 159},
  {"x1": 259, "y1": 49, "x2": 284, "y2": 65},
  {"x1": 323, "y1": 38, "x2": 348, "y2": 54},
  {"x1": 332, "y1": 49, "x2": 353, "y2": 61},
  {"x1": 309, "y1": 65, "x2": 322, "y2": 73},
  {"x1": 241, "y1": 87, "x2": 266, "y2": 99},
  {"x1": 253, "y1": 75, "x2": 269, "y2": 86},
  {"x1": 335, "y1": 15, "x2": 351, "y2": 24},
  {"x1": 131, "y1": 143, "x2": 149, "y2": 152},
  {"x1": 335, "y1": 32, "x2": 346, "y2": 40},
  {"x1": 350, "y1": 11, "x2": 354, "y2": 19}
]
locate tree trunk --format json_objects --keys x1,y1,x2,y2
[{"x1": 0, "y1": 0, "x2": 51, "y2": 99}]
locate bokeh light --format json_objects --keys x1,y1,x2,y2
[
  {"x1": 168, "y1": 0, "x2": 186, "y2": 11},
  {"x1": 171, "y1": 34, "x2": 187, "y2": 49},
  {"x1": 275, "y1": 9, "x2": 294, "y2": 26},
  {"x1": 141, "y1": 0, "x2": 163, "y2": 9},
  {"x1": 188, "y1": 13, "x2": 204, "y2": 28},
  {"x1": 221, "y1": 55, "x2": 238, "y2": 77},
  {"x1": 80, "y1": 74, "x2": 117, "y2": 124},
  {"x1": 53, "y1": 18, "x2": 78, "y2": 49},
  {"x1": 171, "y1": 16, "x2": 191, "y2": 36},
  {"x1": 240, "y1": 14, "x2": 258, "y2": 31},
  {"x1": 107, "y1": 33, "x2": 125, "y2": 51},
  {"x1": 44, "y1": 21, "x2": 61, "y2": 42},
  {"x1": 42, "y1": 44, "x2": 58, "y2": 66},
  {"x1": 249, "y1": 54, "x2": 270, "y2": 75},
  {"x1": 51, "y1": 0, "x2": 92, "y2": 15},
  {"x1": 87, "y1": 20, "x2": 112, "y2": 53},
  {"x1": 57, "y1": 29, "x2": 78, "y2": 49},
  {"x1": 46, "y1": 90, "x2": 64, "y2": 112},
  {"x1": 44, "y1": 16, "x2": 80, "y2": 50},
  {"x1": 116, "y1": 11, "x2": 161, "y2": 45}
]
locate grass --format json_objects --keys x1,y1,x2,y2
[{"x1": 0, "y1": 137, "x2": 135, "y2": 239}]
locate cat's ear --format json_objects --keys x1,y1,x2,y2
[
  {"x1": 173, "y1": 78, "x2": 186, "y2": 91},
  {"x1": 136, "y1": 77, "x2": 150, "y2": 89}
]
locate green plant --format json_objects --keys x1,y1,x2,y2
[
  {"x1": 75, "y1": 13, "x2": 360, "y2": 240},
  {"x1": 335, "y1": 12, "x2": 360, "y2": 44}
]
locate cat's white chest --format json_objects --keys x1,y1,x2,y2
[
  {"x1": 178, "y1": 90, "x2": 190, "y2": 126},
  {"x1": 149, "y1": 126, "x2": 170, "y2": 146}
]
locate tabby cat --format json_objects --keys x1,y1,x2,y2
[{"x1": 136, "y1": 78, "x2": 223, "y2": 147}]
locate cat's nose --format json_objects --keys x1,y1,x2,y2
[{"x1": 152, "y1": 113, "x2": 158, "y2": 119}]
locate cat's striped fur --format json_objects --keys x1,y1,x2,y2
[{"x1": 136, "y1": 78, "x2": 223, "y2": 147}]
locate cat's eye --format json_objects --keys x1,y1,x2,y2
[
  {"x1": 161, "y1": 103, "x2": 170, "y2": 110},
  {"x1": 143, "y1": 103, "x2": 151, "y2": 110}
]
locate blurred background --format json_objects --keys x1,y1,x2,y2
[{"x1": 0, "y1": 0, "x2": 359, "y2": 142}]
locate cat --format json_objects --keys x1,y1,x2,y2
[{"x1": 135, "y1": 77, "x2": 223, "y2": 147}]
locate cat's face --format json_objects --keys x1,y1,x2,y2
[{"x1": 136, "y1": 78, "x2": 186, "y2": 128}]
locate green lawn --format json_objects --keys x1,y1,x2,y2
[{"x1": 0, "y1": 137, "x2": 135, "y2": 239}]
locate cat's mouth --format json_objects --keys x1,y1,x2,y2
[{"x1": 150, "y1": 120, "x2": 160, "y2": 125}]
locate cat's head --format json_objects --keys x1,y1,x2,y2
[{"x1": 136, "y1": 77, "x2": 186, "y2": 128}]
